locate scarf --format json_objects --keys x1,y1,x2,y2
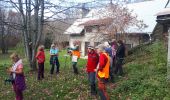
[{"x1": 12, "y1": 59, "x2": 22, "y2": 79}]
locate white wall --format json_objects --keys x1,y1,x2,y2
[
  {"x1": 125, "y1": 35, "x2": 140, "y2": 47},
  {"x1": 69, "y1": 33, "x2": 103, "y2": 56},
  {"x1": 69, "y1": 35, "x2": 86, "y2": 56}
]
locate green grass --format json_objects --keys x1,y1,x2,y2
[
  {"x1": 0, "y1": 50, "x2": 93, "y2": 100},
  {"x1": 0, "y1": 42, "x2": 170, "y2": 100},
  {"x1": 109, "y1": 41, "x2": 170, "y2": 100}
]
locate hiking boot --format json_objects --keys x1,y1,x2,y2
[{"x1": 91, "y1": 84, "x2": 97, "y2": 95}]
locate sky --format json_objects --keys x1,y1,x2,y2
[{"x1": 69, "y1": 0, "x2": 93, "y2": 3}]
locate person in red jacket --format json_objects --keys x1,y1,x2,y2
[
  {"x1": 96, "y1": 44, "x2": 110, "y2": 100},
  {"x1": 86, "y1": 45, "x2": 99, "y2": 95},
  {"x1": 36, "y1": 45, "x2": 45, "y2": 80}
]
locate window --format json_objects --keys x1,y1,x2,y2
[
  {"x1": 85, "y1": 26, "x2": 92, "y2": 32},
  {"x1": 85, "y1": 42, "x2": 90, "y2": 56}
]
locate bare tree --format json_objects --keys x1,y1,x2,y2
[
  {"x1": 93, "y1": 4, "x2": 147, "y2": 40},
  {"x1": 3, "y1": 0, "x2": 45, "y2": 70},
  {"x1": 0, "y1": 9, "x2": 22, "y2": 54},
  {"x1": 1, "y1": 0, "x2": 97, "y2": 70}
]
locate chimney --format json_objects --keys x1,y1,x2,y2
[
  {"x1": 110, "y1": 0, "x2": 113, "y2": 4},
  {"x1": 81, "y1": 3, "x2": 89, "y2": 18}
]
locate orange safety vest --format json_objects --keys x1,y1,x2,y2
[
  {"x1": 98, "y1": 53, "x2": 110, "y2": 79},
  {"x1": 72, "y1": 50, "x2": 81, "y2": 58}
]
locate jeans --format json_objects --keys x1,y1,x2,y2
[
  {"x1": 50, "y1": 57, "x2": 60, "y2": 74},
  {"x1": 88, "y1": 72, "x2": 97, "y2": 94},
  {"x1": 114, "y1": 57, "x2": 124, "y2": 75},
  {"x1": 38, "y1": 63, "x2": 44, "y2": 80},
  {"x1": 97, "y1": 77, "x2": 109, "y2": 100},
  {"x1": 109, "y1": 56, "x2": 114, "y2": 81},
  {"x1": 88, "y1": 72, "x2": 96, "y2": 85}
]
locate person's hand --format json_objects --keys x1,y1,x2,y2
[
  {"x1": 82, "y1": 68, "x2": 86, "y2": 72},
  {"x1": 9, "y1": 68, "x2": 13, "y2": 72},
  {"x1": 94, "y1": 69, "x2": 97, "y2": 72},
  {"x1": 7, "y1": 68, "x2": 12, "y2": 73}
]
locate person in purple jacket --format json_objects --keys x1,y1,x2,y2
[
  {"x1": 8, "y1": 53, "x2": 26, "y2": 100},
  {"x1": 111, "y1": 39, "x2": 117, "y2": 70}
]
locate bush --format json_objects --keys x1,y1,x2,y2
[
  {"x1": 14, "y1": 42, "x2": 25, "y2": 57},
  {"x1": 44, "y1": 37, "x2": 52, "y2": 49}
]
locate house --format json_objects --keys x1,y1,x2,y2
[{"x1": 64, "y1": 0, "x2": 168, "y2": 56}]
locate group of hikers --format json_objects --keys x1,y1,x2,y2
[
  {"x1": 85, "y1": 40, "x2": 125, "y2": 100},
  {"x1": 6, "y1": 39, "x2": 126, "y2": 100}
]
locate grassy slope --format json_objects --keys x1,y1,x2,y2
[
  {"x1": 109, "y1": 42, "x2": 170, "y2": 100},
  {"x1": 0, "y1": 42, "x2": 170, "y2": 100}
]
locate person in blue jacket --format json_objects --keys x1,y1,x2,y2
[{"x1": 50, "y1": 44, "x2": 60, "y2": 75}]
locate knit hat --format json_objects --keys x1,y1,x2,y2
[
  {"x1": 95, "y1": 44, "x2": 106, "y2": 51},
  {"x1": 51, "y1": 44, "x2": 55, "y2": 47},
  {"x1": 88, "y1": 45, "x2": 94, "y2": 49},
  {"x1": 104, "y1": 41, "x2": 110, "y2": 47}
]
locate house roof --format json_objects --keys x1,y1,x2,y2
[
  {"x1": 63, "y1": 8, "x2": 105, "y2": 34},
  {"x1": 79, "y1": 18, "x2": 113, "y2": 26},
  {"x1": 64, "y1": 0, "x2": 168, "y2": 35},
  {"x1": 156, "y1": 7, "x2": 170, "y2": 16}
]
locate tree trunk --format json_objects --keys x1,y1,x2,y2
[
  {"x1": 167, "y1": 28, "x2": 170, "y2": 81},
  {"x1": 18, "y1": 0, "x2": 33, "y2": 70},
  {"x1": 17, "y1": 0, "x2": 45, "y2": 71},
  {"x1": 0, "y1": 9, "x2": 7, "y2": 54},
  {"x1": 1, "y1": 25, "x2": 6, "y2": 54},
  {"x1": 31, "y1": 0, "x2": 45, "y2": 70}
]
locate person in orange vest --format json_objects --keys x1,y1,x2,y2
[
  {"x1": 68, "y1": 43, "x2": 81, "y2": 74},
  {"x1": 95, "y1": 44, "x2": 110, "y2": 100}
]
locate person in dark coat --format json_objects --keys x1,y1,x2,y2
[
  {"x1": 86, "y1": 45, "x2": 99, "y2": 95},
  {"x1": 114, "y1": 40, "x2": 125, "y2": 76}
]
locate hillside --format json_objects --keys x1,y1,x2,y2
[
  {"x1": 0, "y1": 41, "x2": 169, "y2": 99},
  {"x1": 109, "y1": 41, "x2": 169, "y2": 99}
]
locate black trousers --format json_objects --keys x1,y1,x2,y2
[
  {"x1": 38, "y1": 62, "x2": 44, "y2": 79},
  {"x1": 50, "y1": 57, "x2": 60, "y2": 74},
  {"x1": 72, "y1": 62, "x2": 78, "y2": 74},
  {"x1": 114, "y1": 58, "x2": 124, "y2": 75}
]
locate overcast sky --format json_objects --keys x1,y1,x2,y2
[
  {"x1": 69, "y1": 0, "x2": 93, "y2": 3},
  {"x1": 51, "y1": 0, "x2": 94, "y2": 4}
]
